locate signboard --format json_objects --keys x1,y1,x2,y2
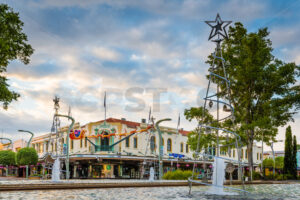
[
  {"x1": 169, "y1": 153, "x2": 185, "y2": 158},
  {"x1": 160, "y1": 146, "x2": 164, "y2": 156}
]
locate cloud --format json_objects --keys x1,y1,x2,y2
[
  {"x1": 91, "y1": 47, "x2": 121, "y2": 61},
  {"x1": 1, "y1": 0, "x2": 299, "y2": 144}
]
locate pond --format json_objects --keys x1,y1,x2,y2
[{"x1": 0, "y1": 184, "x2": 299, "y2": 200}]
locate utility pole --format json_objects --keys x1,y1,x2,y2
[{"x1": 155, "y1": 118, "x2": 171, "y2": 180}]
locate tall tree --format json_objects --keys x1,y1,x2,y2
[
  {"x1": 0, "y1": 4, "x2": 34, "y2": 109},
  {"x1": 292, "y1": 135, "x2": 297, "y2": 179},
  {"x1": 205, "y1": 22, "x2": 300, "y2": 174},
  {"x1": 284, "y1": 126, "x2": 293, "y2": 175}
]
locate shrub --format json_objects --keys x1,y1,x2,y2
[
  {"x1": 252, "y1": 171, "x2": 261, "y2": 180},
  {"x1": 16, "y1": 147, "x2": 38, "y2": 166},
  {"x1": 163, "y1": 170, "x2": 195, "y2": 180},
  {"x1": 0, "y1": 150, "x2": 16, "y2": 166},
  {"x1": 275, "y1": 174, "x2": 286, "y2": 181}
]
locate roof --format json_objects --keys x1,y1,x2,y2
[
  {"x1": 90, "y1": 117, "x2": 191, "y2": 136},
  {"x1": 92, "y1": 118, "x2": 141, "y2": 128}
]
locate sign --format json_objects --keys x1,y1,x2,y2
[
  {"x1": 226, "y1": 163, "x2": 235, "y2": 173},
  {"x1": 160, "y1": 146, "x2": 164, "y2": 156},
  {"x1": 169, "y1": 153, "x2": 185, "y2": 158}
]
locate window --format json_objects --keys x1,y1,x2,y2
[
  {"x1": 32, "y1": 144, "x2": 35, "y2": 149},
  {"x1": 126, "y1": 137, "x2": 130, "y2": 148},
  {"x1": 55, "y1": 143, "x2": 57, "y2": 152},
  {"x1": 162, "y1": 138, "x2": 164, "y2": 146},
  {"x1": 51, "y1": 143, "x2": 53, "y2": 152},
  {"x1": 233, "y1": 149, "x2": 235, "y2": 157},
  {"x1": 46, "y1": 142, "x2": 49, "y2": 152},
  {"x1": 71, "y1": 139, "x2": 74, "y2": 150},
  {"x1": 257, "y1": 153, "x2": 259, "y2": 160},
  {"x1": 85, "y1": 137, "x2": 87, "y2": 147},
  {"x1": 167, "y1": 139, "x2": 172, "y2": 152},
  {"x1": 260, "y1": 153, "x2": 262, "y2": 160},
  {"x1": 80, "y1": 138, "x2": 83, "y2": 148},
  {"x1": 186, "y1": 144, "x2": 189, "y2": 153},
  {"x1": 150, "y1": 136, "x2": 156, "y2": 152},
  {"x1": 245, "y1": 149, "x2": 248, "y2": 159},
  {"x1": 133, "y1": 137, "x2": 138, "y2": 148},
  {"x1": 180, "y1": 143, "x2": 183, "y2": 153}
]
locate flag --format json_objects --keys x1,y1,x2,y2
[
  {"x1": 148, "y1": 107, "x2": 151, "y2": 123},
  {"x1": 177, "y1": 113, "x2": 180, "y2": 130},
  {"x1": 104, "y1": 91, "x2": 106, "y2": 108}
]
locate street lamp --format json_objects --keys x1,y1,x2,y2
[
  {"x1": 270, "y1": 140, "x2": 283, "y2": 178},
  {"x1": 155, "y1": 118, "x2": 171, "y2": 180},
  {"x1": 18, "y1": 130, "x2": 35, "y2": 179},
  {"x1": 54, "y1": 114, "x2": 75, "y2": 180},
  {"x1": 18, "y1": 130, "x2": 34, "y2": 148}
]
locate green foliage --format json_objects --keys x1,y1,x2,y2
[
  {"x1": 263, "y1": 158, "x2": 274, "y2": 168},
  {"x1": 284, "y1": 126, "x2": 293, "y2": 175},
  {"x1": 275, "y1": 174, "x2": 286, "y2": 181},
  {"x1": 163, "y1": 170, "x2": 195, "y2": 180},
  {"x1": 16, "y1": 147, "x2": 38, "y2": 166},
  {"x1": 0, "y1": 4, "x2": 34, "y2": 109},
  {"x1": 252, "y1": 171, "x2": 261, "y2": 180},
  {"x1": 275, "y1": 156, "x2": 284, "y2": 169},
  {"x1": 0, "y1": 150, "x2": 16, "y2": 166},
  {"x1": 204, "y1": 22, "x2": 300, "y2": 172}
]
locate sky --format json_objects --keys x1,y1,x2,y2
[{"x1": 0, "y1": 0, "x2": 300, "y2": 151}]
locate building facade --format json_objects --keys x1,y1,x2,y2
[{"x1": 2, "y1": 117, "x2": 263, "y2": 179}]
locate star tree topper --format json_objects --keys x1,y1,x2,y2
[{"x1": 205, "y1": 13, "x2": 232, "y2": 41}]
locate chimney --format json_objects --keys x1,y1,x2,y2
[{"x1": 141, "y1": 118, "x2": 146, "y2": 123}]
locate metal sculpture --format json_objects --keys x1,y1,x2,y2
[{"x1": 188, "y1": 13, "x2": 246, "y2": 194}]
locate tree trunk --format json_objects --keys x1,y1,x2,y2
[{"x1": 247, "y1": 137, "x2": 254, "y2": 181}]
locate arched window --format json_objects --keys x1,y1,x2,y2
[
  {"x1": 150, "y1": 136, "x2": 156, "y2": 152},
  {"x1": 180, "y1": 143, "x2": 183, "y2": 153},
  {"x1": 167, "y1": 138, "x2": 172, "y2": 152}
]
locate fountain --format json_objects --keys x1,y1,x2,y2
[
  {"x1": 149, "y1": 167, "x2": 155, "y2": 181},
  {"x1": 51, "y1": 158, "x2": 61, "y2": 181}
]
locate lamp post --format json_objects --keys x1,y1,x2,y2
[
  {"x1": 54, "y1": 114, "x2": 75, "y2": 180},
  {"x1": 270, "y1": 140, "x2": 283, "y2": 179},
  {"x1": 155, "y1": 118, "x2": 171, "y2": 180},
  {"x1": 18, "y1": 130, "x2": 34, "y2": 148},
  {"x1": 18, "y1": 130, "x2": 35, "y2": 179}
]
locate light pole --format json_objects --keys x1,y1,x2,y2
[
  {"x1": 55, "y1": 114, "x2": 75, "y2": 180},
  {"x1": 270, "y1": 140, "x2": 283, "y2": 179},
  {"x1": 18, "y1": 130, "x2": 35, "y2": 179},
  {"x1": 155, "y1": 118, "x2": 171, "y2": 180},
  {"x1": 18, "y1": 130, "x2": 34, "y2": 148}
]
